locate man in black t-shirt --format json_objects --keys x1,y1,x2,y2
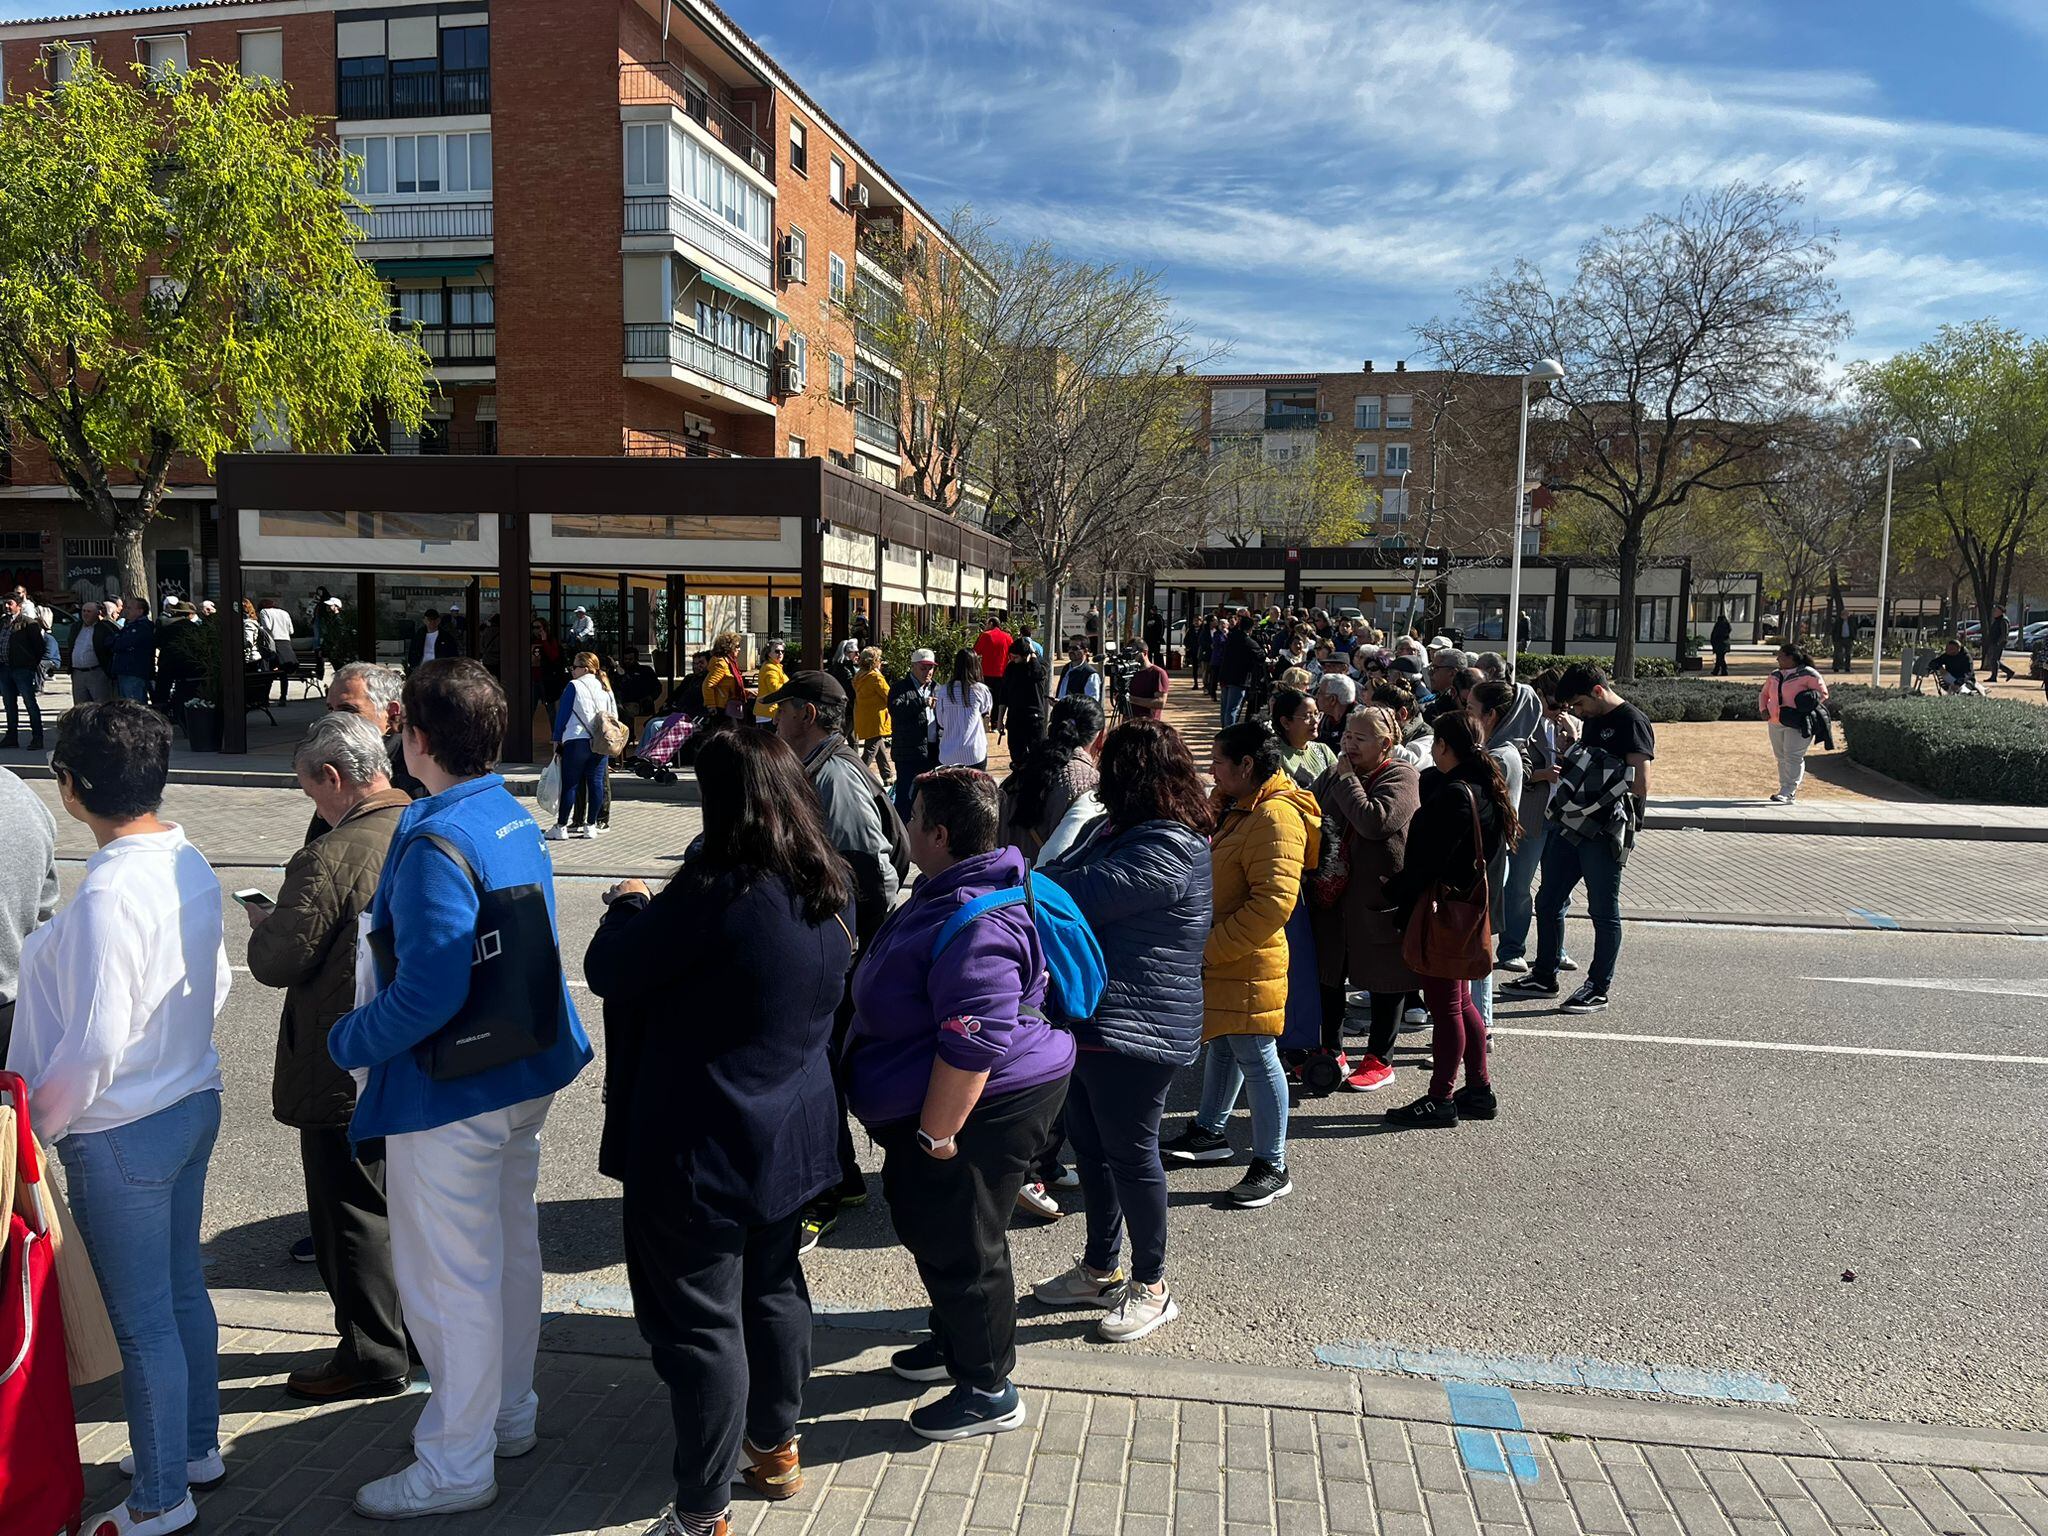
[{"x1": 1501, "y1": 663, "x2": 1654, "y2": 1016}]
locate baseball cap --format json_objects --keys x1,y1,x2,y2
[
  {"x1": 761, "y1": 669, "x2": 847, "y2": 708},
  {"x1": 911, "y1": 648, "x2": 937, "y2": 665},
  {"x1": 1390, "y1": 655, "x2": 1426, "y2": 681}
]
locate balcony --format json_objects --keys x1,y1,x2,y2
[
  {"x1": 623, "y1": 323, "x2": 772, "y2": 407},
  {"x1": 623, "y1": 192, "x2": 772, "y2": 290},
  {"x1": 361, "y1": 424, "x2": 497, "y2": 456},
  {"x1": 619, "y1": 62, "x2": 771, "y2": 176},
  {"x1": 624, "y1": 428, "x2": 756, "y2": 460},
  {"x1": 348, "y1": 201, "x2": 494, "y2": 243},
  {"x1": 338, "y1": 64, "x2": 490, "y2": 121},
  {"x1": 1264, "y1": 409, "x2": 1320, "y2": 431},
  {"x1": 854, "y1": 218, "x2": 905, "y2": 277},
  {"x1": 855, "y1": 409, "x2": 897, "y2": 452},
  {"x1": 412, "y1": 325, "x2": 496, "y2": 366}
]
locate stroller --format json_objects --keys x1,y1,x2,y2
[{"x1": 621, "y1": 711, "x2": 703, "y2": 785}]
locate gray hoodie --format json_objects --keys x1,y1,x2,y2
[{"x1": 0, "y1": 766, "x2": 59, "y2": 1013}]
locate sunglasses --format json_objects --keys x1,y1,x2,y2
[{"x1": 48, "y1": 753, "x2": 93, "y2": 791}]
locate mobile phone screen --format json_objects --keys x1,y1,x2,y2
[{"x1": 233, "y1": 889, "x2": 275, "y2": 910}]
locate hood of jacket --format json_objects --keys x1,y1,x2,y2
[
  {"x1": 1228, "y1": 771, "x2": 1324, "y2": 867},
  {"x1": 1487, "y1": 682, "x2": 1544, "y2": 751}
]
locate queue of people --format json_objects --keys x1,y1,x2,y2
[{"x1": 2, "y1": 616, "x2": 1665, "y2": 1536}]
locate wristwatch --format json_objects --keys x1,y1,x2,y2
[{"x1": 916, "y1": 1128, "x2": 956, "y2": 1155}]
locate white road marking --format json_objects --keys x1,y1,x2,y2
[
  {"x1": 1802, "y1": 975, "x2": 2048, "y2": 999},
  {"x1": 1489, "y1": 1025, "x2": 2048, "y2": 1067}
]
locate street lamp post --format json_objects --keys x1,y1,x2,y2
[
  {"x1": 1871, "y1": 435, "x2": 1922, "y2": 688},
  {"x1": 1507, "y1": 359, "x2": 1565, "y2": 680}
]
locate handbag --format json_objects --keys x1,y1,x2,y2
[
  {"x1": 591, "y1": 709, "x2": 630, "y2": 757},
  {"x1": 1400, "y1": 785, "x2": 1493, "y2": 980},
  {"x1": 1309, "y1": 824, "x2": 1351, "y2": 909},
  {"x1": 410, "y1": 835, "x2": 564, "y2": 1081}
]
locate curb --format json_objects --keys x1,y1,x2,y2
[
  {"x1": 209, "y1": 1290, "x2": 2048, "y2": 1474},
  {"x1": 1616, "y1": 907, "x2": 2048, "y2": 938},
  {"x1": 1645, "y1": 809, "x2": 2048, "y2": 843},
  {"x1": 6, "y1": 761, "x2": 700, "y2": 805}
]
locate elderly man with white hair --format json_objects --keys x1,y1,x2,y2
[
  {"x1": 1314, "y1": 671, "x2": 1357, "y2": 747},
  {"x1": 245, "y1": 712, "x2": 416, "y2": 1401},
  {"x1": 324, "y1": 661, "x2": 426, "y2": 806}
]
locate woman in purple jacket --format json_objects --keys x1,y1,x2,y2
[{"x1": 847, "y1": 767, "x2": 1075, "y2": 1443}]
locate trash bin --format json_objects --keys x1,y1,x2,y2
[{"x1": 1898, "y1": 648, "x2": 1923, "y2": 689}]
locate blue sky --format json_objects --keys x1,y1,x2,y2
[{"x1": 8, "y1": 0, "x2": 2045, "y2": 374}]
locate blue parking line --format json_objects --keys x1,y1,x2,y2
[
  {"x1": 1446, "y1": 1381, "x2": 1539, "y2": 1487},
  {"x1": 1848, "y1": 906, "x2": 1902, "y2": 929},
  {"x1": 1314, "y1": 1339, "x2": 1796, "y2": 1406},
  {"x1": 1456, "y1": 1428, "x2": 1509, "y2": 1476},
  {"x1": 1444, "y1": 1381, "x2": 1523, "y2": 1430}
]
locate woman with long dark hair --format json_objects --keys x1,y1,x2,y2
[
  {"x1": 1038, "y1": 720, "x2": 1213, "y2": 1340},
  {"x1": 1383, "y1": 710, "x2": 1517, "y2": 1128},
  {"x1": 934, "y1": 648, "x2": 994, "y2": 769},
  {"x1": 1759, "y1": 643, "x2": 1828, "y2": 803},
  {"x1": 1000, "y1": 634, "x2": 1050, "y2": 759},
  {"x1": 584, "y1": 728, "x2": 854, "y2": 1533},
  {"x1": 999, "y1": 694, "x2": 1104, "y2": 858}
]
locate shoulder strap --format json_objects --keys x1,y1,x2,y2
[
  {"x1": 418, "y1": 832, "x2": 485, "y2": 897},
  {"x1": 931, "y1": 887, "x2": 1028, "y2": 959},
  {"x1": 1463, "y1": 783, "x2": 1485, "y2": 881}
]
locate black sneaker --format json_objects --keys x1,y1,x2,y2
[
  {"x1": 1562, "y1": 984, "x2": 1608, "y2": 1015},
  {"x1": 797, "y1": 1199, "x2": 838, "y2": 1255},
  {"x1": 890, "y1": 1339, "x2": 950, "y2": 1383},
  {"x1": 290, "y1": 1235, "x2": 317, "y2": 1264},
  {"x1": 1501, "y1": 974, "x2": 1559, "y2": 998},
  {"x1": 1226, "y1": 1159, "x2": 1292, "y2": 1208},
  {"x1": 1159, "y1": 1124, "x2": 1233, "y2": 1164},
  {"x1": 909, "y1": 1381, "x2": 1027, "y2": 1441},
  {"x1": 1452, "y1": 1082, "x2": 1498, "y2": 1120},
  {"x1": 1385, "y1": 1095, "x2": 1460, "y2": 1128}
]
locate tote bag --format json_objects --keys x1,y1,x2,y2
[{"x1": 1400, "y1": 786, "x2": 1493, "y2": 980}]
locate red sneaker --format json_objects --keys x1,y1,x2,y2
[{"x1": 1342, "y1": 1055, "x2": 1396, "y2": 1092}]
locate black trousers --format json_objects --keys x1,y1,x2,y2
[
  {"x1": 299, "y1": 1127, "x2": 409, "y2": 1380},
  {"x1": 1319, "y1": 985, "x2": 1402, "y2": 1058},
  {"x1": 1063, "y1": 1052, "x2": 1175, "y2": 1285},
  {"x1": 623, "y1": 1194, "x2": 811, "y2": 1515},
  {"x1": 873, "y1": 1077, "x2": 1066, "y2": 1392},
  {"x1": 1711, "y1": 649, "x2": 1729, "y2": 676}
]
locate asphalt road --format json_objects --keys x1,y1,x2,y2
[{"x1": 43, "y1": 860, "x2": 2043, "y2": 1435}]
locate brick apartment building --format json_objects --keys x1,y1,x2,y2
[{"x1": 0, "y1": 0, "x2": 973, "y2": 616}]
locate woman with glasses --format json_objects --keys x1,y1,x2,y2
[{"x1": 8, "y1": 701, "x2": 230, "y2": 1536}]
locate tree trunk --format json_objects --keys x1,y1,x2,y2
[
  {"x1": 103, "y1": 492, "x2": 150, "y2": 604},
  {"x1": 1612, "y1": 529, "x2": 1643, "y2": 681}
]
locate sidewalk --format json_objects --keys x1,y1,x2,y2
[
  {"x1": 71, "y1": 1290, "x2": 2048, "y2": 1536},
  {"x1": 1645, "y1": 797, "x2": 2048, "y2": 842}
]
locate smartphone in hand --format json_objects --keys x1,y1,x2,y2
[{"x1": 232, "y1": 889, "x2": 276, "y2": 912}]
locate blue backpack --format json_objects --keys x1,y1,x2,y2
[{"x1": 930, "y1": 872, "x2": 1106, "y2": 1026}]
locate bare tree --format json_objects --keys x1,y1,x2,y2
[
  {"x1": 1424, "y1": 183, "x2": 1850, "y2": 677},
  {"x1": 1201, "y1": 434, "x2": 1375, "y2": 549}
]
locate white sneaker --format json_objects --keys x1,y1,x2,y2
[
  {"x1": 1495, "y1": 956, "x2": 1530, "y2": 974},
  {"x1": 117, "y1": 1450, "x2": 225, "y2": 1488},
  {"x1": 1049, "y1": 1164, "x2": 1081, "y2": 1190},
  {"x1": 82, "y1": 1494, "x2": 199, "y2": 1535},
  {"x1": 353, "y1": 1462, "x2": 497, "y2": 1520},
  {"x1": 1015, "y1": 1182, "x2": 1062, "y2": 1220},
  {"x1": 495, "y1": 1430, "x2": 539, "y2": 1458},
  {"x1": 1098, "y1": 1284, "x2": 1179, "y2": 1343},
  {"x1": 568, "y1": 825, "x2": 594, "y2": 840},
  {"x1": 1401, "y1": 1006, "x2": 1430, "y2": 1028},
  {"x1": 1032, "y1": 1260, "x2": 1123, "y2": 1309},
  {"x1": 544, "y1": 825, "x2": 569, "y2": 842},
  {"x1": 1768, "y1": 792, "x2": 1790, "y2": 803}
]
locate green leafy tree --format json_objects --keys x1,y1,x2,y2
[{"x1": 0, "y1": 53, "x2": 431, "y2": 597}]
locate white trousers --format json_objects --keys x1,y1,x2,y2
[
  {"x1": 385, "y1": 1094, "x2": 553, "y2": 1493},
  {"x1": 1767, "y1": 721, "x2": 1810, "y2": 797}
]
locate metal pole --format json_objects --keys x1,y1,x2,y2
[
  {"x1": 1872, "y1": 443, "x2": 1897, "y2": 689},
  {"x1": 1506, "y1": 377, "x2": 1533, "y2": 682}
]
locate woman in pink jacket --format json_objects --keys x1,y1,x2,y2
[{"x1": 1759, "y1": 645, "x2": 1828, "y2": 803}]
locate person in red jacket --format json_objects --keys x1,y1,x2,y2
[{"x1": 974, "y1": 613, "x2": 1015, "y2": 741}]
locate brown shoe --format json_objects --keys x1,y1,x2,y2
[
  {"x1": 285, "y1": 1358, "x2": 410, "y2": 1402},
  {"x1": 741, "y1": 1436, "x2": 803, "y2": 1501}
]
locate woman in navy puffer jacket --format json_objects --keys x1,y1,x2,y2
[{"x1": 1039, "y1": 719, "x2": 1214, "y2": 1344}]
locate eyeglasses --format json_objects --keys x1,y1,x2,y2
[{"x1": 48, "y1": 754, "x2": 92, "y2": 791}]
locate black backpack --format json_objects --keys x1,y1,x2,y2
[{"x1": 833, "y1": 742, "x2": 913, "y2": 885}]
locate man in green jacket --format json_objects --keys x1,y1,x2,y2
[{"x1": 245, "y1": 712, "x2": 414, "y2": 1400}]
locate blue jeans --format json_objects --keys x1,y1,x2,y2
[
  {"x1": 1194, "y1": 1034, "x2": 1288, "y2": 1168},
  {"x1": 556, "y1": 738, "x2": 604, "y2": 827},
  {"x1": 3, "y1": 665, "x2": 40, "y2": 738},
  {"x1": 1220, "y1": 684, "x2": 1245, "y2": 728},
  {"x1": 1496, "y1": 814, "x2": 1549, "y2": 964},
  {"x1": 58, "y1": 1090, "x2": 222, "y2": 1515},
  {"x1": 117, "y1": 674, "x2": 151, "y2": 703},
  {"x1": 1534, "y1": 833, "x2": 1625, "y2": 993}
]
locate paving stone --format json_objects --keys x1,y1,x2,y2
[
  {"x1": 1548, "y1": 1438, "x2": 1604, "y2": 1481},
  {"x1": 1015, "y1": 1507, "x2": 1070, "y2": 1536},
  {"x1": 1175, "y1": 1485, "x2": 1223, "y2": 1536},
  {"x1": 1226, "y1": 1420, "x2": 1273, "y2": 1471},
  {"x1": 1274, "y1": 1498, "x2": 1325, "y2": 1535},
  {"x1": 1124, "y1": 1516, "x2": 1173, "y2": 1536},
  {"x1": 1798, "y1": 1473, "x2": 1883, "y2": 1530},
  {"x1": 1180, "y1": 1402, "x2": 1224, "y2": 1446},
  {"x1": 1840, "y1": 1462, "x2": 1909, "y2": 1507},
  {"x1": 1024, "y1": 1450, "x2": 1080, "y2": 1509},
  {"x1": 1739, "y1": 1454, "x2": 1805, "y2": 1499},
  {"x1": 1423, "y1": 1489, "x2": 1485, "y2": 1536},
  {"x1": 1929, "y1": 1470, "x2": 2009, "y2": 1514},
  {"x1": 1324, "y1": 1478, "x2": 1376, "y2": 1534},
  {"x1": 1128, "y1": 1459, "x2": 1176, "y2": 1517},
  {"x1": 1368, "y1": 1459, "x2": 1427, "y2": 1515},
  {"x1": 1078, "y1": 1431, "x2": 1129, "y2": 1486},
  {"x1": 1669, "y1": 1486, "x2": 1740, "y2": 1536},
  {"x1": 1089, "y1": 1398, "x2": 1136, "y2": 1439},
  {"x1": 1320, "y1": 1423, "x2": 1369, "y2": 1484},
  {"x1": 982, "y1": 1422, "x2": 1040, "y2": 1477},
  {"x1": 1468, "y1": 1475, "x2": 1528, "y2": 1526},
  {"x1": 868, "y1": 1462, "x2": 932, "y2": 1522},
  {"x1": 1070, "y1": 1479, "x2": 1125, "y2": 1536},
  {"x1": 1224, "y1": 1467, "x2": 1274, "y2": 1526},
  {"x1": 1275, "y1": 1451, "x2": 1323, "y2": 1505},
  {"x1": 1565, "y1": 1478, "x2": 1635, "y2": 1535},
  {"x1": 1528, "y1": 1498, "x2": 1594, "y2": 1536},
  {"x1": 965, "y1": 1471, "x2": 1026, "y2": 1530},
  {"x1": 1608, "y1": 1459, "x2": 1677, "y2": 1513},
  {"x1": 1632, "y1": 1515, "x2": 1687, "y2": 1536},
  {"x1": 807, "y1": 1487, "x2": 875, "y2": 1536},
  {"x1": 1771, "y1": 1492, "x2": 1849, "y2": 1536},
  {"x1": 1361, "y1": 1417, "x2": 1414, "y2": 1463},
  {"x1": 1705, "y1": 1467, "x2": 1774, "y2": 1523},
  {"x1": 1133, "y1": 1416, "x2": 1181, "y2": 1464},
  {"x1": 1416, "y1": 1444, "x2": 1468, "y2": 1494},
  {"x1": 1272, "y1": 1410, "x2": 1318, "y2": 1454},
  {"x1": 1038, "y1": 1409, "x2": 1089, "y2": 1458},
  {"x1": 1869, "y1": 1504, "x2": 1941, "y2": 1536}
]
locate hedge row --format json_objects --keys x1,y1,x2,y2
[
  {"x1": 1836, "y1": 696, "x2": 2048, "y2": 805},
  {"x1": 1611, "y1": 680, "x2": 1923, "y2": 724},
  {"x1": 1514, "y1": 653, "x2": 1678, "y2": 679}
]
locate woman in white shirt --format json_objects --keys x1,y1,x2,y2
[
  {"x1": 548, "y1": 650, "x2": 617, "y2": 841},
  {"x1": 7, "y1": 700, "x2": 230, "y2": 1536},
  {"x1": 933, "y1": 648, "x2": 994, "y2": 770},
  {"x1": 258, "y1": 598, "x2": 298, "y2": 704}
]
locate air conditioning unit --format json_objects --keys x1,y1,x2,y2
[
  {"x1": 848, "y1": 183, "x2": 870, "y2": 210},
  {"x1": 1318, "y1": 411, "x2": 1335, "y2": 423},
  {"x1": 778, "y1": 364, "x2": 803, "y2": 395},
  {"x1": 748, "y1": 145, "x2": 769, "y2": 176},
  {"x1": 779, "y1": 254, "x2": 803, "y2": 283}
]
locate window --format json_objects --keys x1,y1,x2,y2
[
  {"x1": 829, "y1": 156, "x2": 846, "y2": 205},
  {"x1": 394, "y1": 288, "x2": 445, "y2": 327},
  {"x1": 1380, "y1": 487, "x2": 1409, "y2": 522},
  {"x1": 346, "y1": 132, "x2": 488, "y2": 199},
  {"x1": 440, "y1": 25, "x2": 488, "y2": 70},
  {"x1": 787, "y1": 333, "x2": 808, "y2": 390},
  {"x1": 1387, "y1": 393, "x2": 1414, "y2": 430},
  {"x1": 1353, "y1": 444, "x2": 1379, "y2": 475},
  {"x1": 1451, "y1": 598, "x2": 1548, "y2": 644},
  {"x1": 787, "y1": 436, "x2": 806, "y2": 459},
  {"x1": 394, "y1": 134, "x2": 441, "y2": 194},
  {"x1": 912, "y1": 400, "x2": 929, "y2": 448},
  {"x1": 342, "y1": 135, "x2": 391, "y2": 195},
  {"x1": 1385, "y1": 444, "x2": 1410, "y2": 475},
  {"x1": 141, "y1": 35, "x2": 188, "y2": 79},
  {"x1": 788, "y1": 120, "x2": 808, "y2": 176},
  {"x1": 449, "y1": 285, "x2": 493, "y2": 326},
  {"x1": 1573, "y1": 597, "x2": 1621, "y2": 641},
  {"x1": 46, "y1": 42, "x2": 88, "y2": 84},
  {"x1": 829, "y1": 252, "x2": 847, "y2": 304},
  {"x1": 1636, "y1": 596, "x2": 1674, "y2": 643},
  {"x1": 828, "y1": 352, "x2": 846, "y2": 403},
  {"x1": 692, "y1": 300, "x2": 770, "y2": 365},
  {"x1": 239, "y1": 29, "x2": 283, "y2": 82},
  {"x1": 624, "y1": 122, "x2": 666, "y2": 189},
  {"x1": 1353, "y1": 396, "x2": 1380, "y2": 430}
]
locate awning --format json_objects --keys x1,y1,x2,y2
[
  {"x1": 688, "y1": 265, "x2": 788, "y2": 322},
  {"x1": 373, "y1": 259, "x2": 488, "y2": 280}
]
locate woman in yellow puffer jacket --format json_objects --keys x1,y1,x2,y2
[
  {"x1": 1160, "y1": 720, "x2": 1321, "y2": 1209},
  {"x1": 853, "y1": 646, "x2": 894, "y2": 786}
]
